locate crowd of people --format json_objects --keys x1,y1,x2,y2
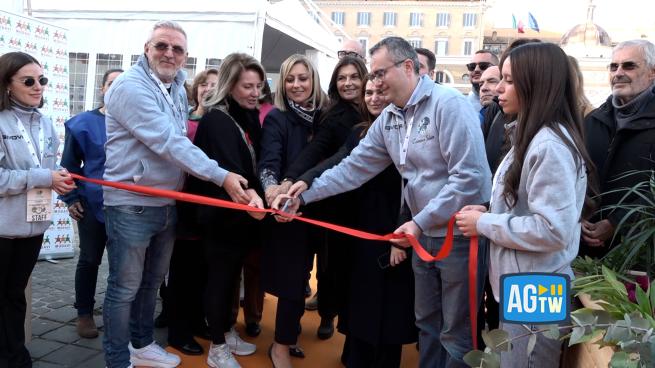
[{"x1": 1, "y1": 18, "x2": 654, "y2": 368}]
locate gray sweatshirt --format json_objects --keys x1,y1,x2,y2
[
  {"x1": 103, "y1": 55, "x2": 228, "y2": 206},
  {"x1": 476, "y1": 125, "x2": 587, "y2": 301},
  {"x1": 302, "y1": 75, "x2": 491, "y2": 237},
  {"x1": 0, "y1": 108, "x2": 58, "y2": 238}
]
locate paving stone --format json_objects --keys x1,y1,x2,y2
[
  {"x1": 41, "y1": 324, "x2": 80, "y2": 344},
  {"x1": 73, "y1": 331, "x2": 103, "y2": 350},
  {"x1": 41, "y1": 344, "x2": 99, "y2": 366},
  {"x1": 32, "y1": 361, "x2": 62, "y2": 368},
  {"x1": 77, "y1": 352, "x2": 105, "y2": 368},
  {"x1": 40, "y1": 308, "x2": 78, "y2": 323},
  {"x1": 32, "y1": 319, "x2": 63, "y2": 336},
  {"x1": 27, "y1": 338, "x2": 65, "y2": 359},
  {"x1": 47, "y1": 301, "x2": 69, "y2": 309}
]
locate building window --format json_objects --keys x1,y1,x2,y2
[
  {"x1": 408, "y1": 39, "x2": 422, "y2": 48},
  {"x1": 185, "y1": 57, "x2": 197, "y2": 82},
  {"x1": 436, "y1": 70, "x2": 453, "y2": 84},
  {"x1": 358, "y1": 38, "x2": 368, "y2": 56},
  {"x1": 130, "y1": 54, "x2": 140, "y2": 66},
  {"x1": 383, "y1": 12, "x2": 397, "y2": 27},
  {"x1": 435, "y1": 39, "x2": 448, "y2": 56},
  {"x1": 436, "y1": 13, "x2": 450, "y2": 27},
  {"x1": 206, "y1": 58, "x2": 222, "y2": 70},
  {"x1": 68, "y1": 52, "x2": 89, "y2": 116},
  {"x1": 463, "y1": 13, "x2": 477, "y2": 27},
  {"x1": 357, "y1": 12, "x2": 371, "y2": 27},
  {"x1": 331, "y1": 11, "x2": 345, "y2": 25},
  {"x1": 409, "y1": 12, "x2": 423, "y2": 27},
  {"x1": 93, "y1": 53, "x2": 123, "y2": 109},
  {"x1": 463, "y1": 40, "x2": 474, "y2": 56}
]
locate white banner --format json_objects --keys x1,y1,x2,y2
[{"x1": 1, "y1": 10, "x2": 75, "y2": 259}]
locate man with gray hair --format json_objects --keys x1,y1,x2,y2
[
  {"x1": 274, "y1": 36, "x2": 491, "y2": 367},
  {"x1": 582, "y1": 39, "x2": 655, "y2": 257},
  {"x1": 102, "y1": 20, "x2": 255, "y2": 368}
]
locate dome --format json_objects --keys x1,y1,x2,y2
[{"x1": 560, "y1": 23, "x2": 611, "y2": 48}]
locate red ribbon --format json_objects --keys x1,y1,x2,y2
[{"x1": 70, "y1": 173, "x2": 478, "y2": 349}]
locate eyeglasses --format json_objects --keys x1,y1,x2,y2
[
  {"x1": 13, "y1": 76, "x2": 48, "y2": 87},
  {"x1": 608, "y1": 61, "x2": 640, "y2": 72},
  {"x1": 466, "y1": 62, "x2": 493, "y2": 72},
  {"x1": 150, "y1": 42, "x2": 186, "y2": 56},
  {"x1": 338, "y1": 50, "x2": 363, "y2": 59},
  {"x1": 367, "y1": 60, "x2": 406, "y2": 82}
]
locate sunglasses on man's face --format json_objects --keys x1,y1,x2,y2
[
  {"x1": 151, "y1": 42, "x2": 186, "y2": 56},
  {"x1": 608, "y1": 61, "x2": 640, "y2": 72},
  {"x1": 466, "y1": 62, "x2": 493, "y2": 72},
  {"x1": 14, "y1": 76, "x2": 49, "y2": 87}
]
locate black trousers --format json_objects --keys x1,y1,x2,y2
[
  {"x1": 230, "y1": 247, "x2": 264, "y2": 326},
  {"x1": 274, "y1": 297, "x2": 304, "y2": 345},
  {"x1": 347, "y1": 335, "x2": 402, "y2": 368},
  {"x1": 166, "y1": 238, "x2": 208, "y2": 345},
  {"x1": 0, "y1": 235, "x2": 43, "y2": 368},
  {"x1": 74, "y1": 204, "x2": 107, "y2": 316}
]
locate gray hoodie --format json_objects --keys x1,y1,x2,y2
[
  {"x1": 0, "y1": 108, "x2": 58, "y2": 238},
  {"x1": 103, "y1": 55, "x2": 228, "y2": 206},
  {"x1": 477, "y1": 125, "x2": 587, "y2": 301},
  {"x1": 302, "y1": 75, "x2": 491, "y2": 237}
]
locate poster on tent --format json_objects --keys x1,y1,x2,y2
[{"x1": 0, "y1": 10, "x2": 75, "y2": 259}]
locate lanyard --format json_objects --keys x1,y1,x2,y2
[
  {"x1": 397, "y1": 108, "x2": 415, "y2": 209},
  {"x1": 149, "y1": 72, "x2": 187, "y2": 136},
  {"x1": 13, "y1": 114, "x2": 44, "y2": 167}
]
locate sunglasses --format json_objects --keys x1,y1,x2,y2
[
  {"x1": 466, "y1": 62, "x2": 493, "y2": 72},
  {"x1": 14, "y1": 76, "x2": 49, "y2": 87},
  {"x1": 151, "y1": 42, "x2": 186, "y2": 56},
  {"x1": 338, "y1": 50, "x2": 363, "y2": 59},
  {"x1": 608, "y1": 61, "x2": 640, "y2": 72}
]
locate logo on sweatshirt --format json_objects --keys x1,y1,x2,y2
[{"x1": 500, "y1": 273, "x2": 570, "y2": 324}]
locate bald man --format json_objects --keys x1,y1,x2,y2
[{"x1": 338, "y1": 39, "x2": 365, "y2": 59}]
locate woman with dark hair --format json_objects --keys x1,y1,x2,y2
[
  {"x1": 185, "y1": 53, "x2": 267, "y2": 368},
  {"x1": 0, "y1": 51, "x2": 75, "y2": 367},
  {"x1": 455, "y1": 43, "x2": 596, "y2": 367},
  {"x1": 288, "y1": 79, "x2": 418, "y2": 367},
  {"x1": 258, "y1": 54, "x2": 328, "y2": 368}
]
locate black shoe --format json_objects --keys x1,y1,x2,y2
[
  {"x1": 169, "y1": 339, "x2": 203, "y2": 356},
  {"x1": 317, "y1": 317, "x2": 334, "y2": 340},
  {"x1": 154, "y1": 311, "x2": 168, "y2": 328},
  {"x1": 246, "y1": 322, "x2": 261, "y2": 337},
  {"x1": 289, "y1": 345, "x2": 305, "y2": 358}
]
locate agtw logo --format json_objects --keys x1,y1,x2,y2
[{"x1": 500, "y1": 273, "x2": 570, "y2": 324}]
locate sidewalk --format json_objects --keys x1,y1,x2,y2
[{"x1": 27, "y1": 252, "x2": 167, "y2": 367}]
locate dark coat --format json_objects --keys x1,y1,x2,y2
[
  {"x1": 301, "y1": 127, "x2": 418, "y2": 345},
  {"x1": 581, "y1": 91, "x2": 655, "y2": 256},
  {"x1": 185, "y1": 100, "x2": 263, "y2": 245},
  {"x1": 257, "y1": 106, "x2": 319, "y2": 301},
  {"x1": 481, "y1": 98, "x2": 510, "y2": 175}
]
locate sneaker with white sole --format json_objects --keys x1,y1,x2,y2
[
  {"x1": 207, "y1": 343, "x2": 241, "y2": 368},
  {"x1": 224, "y1": 327, "x2": 256, "y2": 356},
  {"x1": 128, "y1": 342, "x2": 181, "y2": 368}
]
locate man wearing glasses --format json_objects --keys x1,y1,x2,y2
[
  {"x1": 275, "y1": 36, "x2": 491, "y2": 368},
  {"x1": 465, "y1": 50, "x2": 498, "y2": 112},
  {"x1": 102, "y1": 21, "x2": 252, "y2": 368},
  {"x1": 581, "y1": 39, "x2": 655, "y2": 257},
  {"x1": 338, "y1": 39, "x2": 365, "y2": 59}
]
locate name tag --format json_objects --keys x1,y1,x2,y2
[{"x1": 26, "y1": 188, "x2": 53, "y2": 222}]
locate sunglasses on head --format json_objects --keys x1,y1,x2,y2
[
  {"x1": 608, "y1": 61, "x2": 640, "y2": 72},
  {"x1": 338, "y1": 50, "x2": 363, "y2": 59},
  {"x1": 466, "y1": 62, "x2": 493, "y2": 72},
  {"x1": 151, "y1": 42, "x2": 186, "y2": 56},
  {"x1": 14, "y1": 76, "x2": 48, "y2": 87}
]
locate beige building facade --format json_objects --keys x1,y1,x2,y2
[{"x1": 314, "y1": 0, "x2": 488, "y2": 87}]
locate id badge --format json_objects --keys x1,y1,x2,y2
[{"x1": 26, "y1": 188, "x2": 53, "y2": 222}]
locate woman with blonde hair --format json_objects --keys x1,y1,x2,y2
[
  {"x1": 257, "y1": 54, "x2": 327, "y2": 368},
  {"x1": 185, "y1": 53, "x2": 267, "y2": 368}
]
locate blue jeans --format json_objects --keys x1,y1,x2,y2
[
  {"x1": 74, "y1": 200, "x2": 107, "y2": 316},
  {"x1": 412, "y1": 235, "x2": 475, "y2": 368},
  {"x1": 102, "y1": 205, "x2": 177, "y2": 368}
]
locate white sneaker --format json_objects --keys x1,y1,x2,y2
[
  {"x1": 128, "y1": 342, "x2": 181, "y2": 368},
  {"x1": 224, "y1": 327, "x2": 256, "y2": 356},
  {"x1": 207, "y1": 343, "x2": 241, "y2": 368}
]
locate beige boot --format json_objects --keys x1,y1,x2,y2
[{"x1": 76, "y1": 315, "x2": 99, "y2": 338}]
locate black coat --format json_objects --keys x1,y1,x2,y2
[
  {"x1": 301, "y1": 127, "x2": 418, "y2": 345},
  {"x1": 581, "y1": 91, "x2": 655, "y2": 256},
  {"x1": 185, "y1": 101, "x2": 263, "y2": 245},
  {"x1": 257, "y1": 106, "x2": 319, "y2": 301}
]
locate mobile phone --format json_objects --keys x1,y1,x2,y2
[
  {"x1": 280, "y1": 199, "x2": 291, "y2": 213},
  {"x1": 377, "y1": 251, "x2": 391, "y2": 269}
]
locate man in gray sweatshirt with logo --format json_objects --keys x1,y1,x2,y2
[
  {"x1": 276, "y1": 37, "x2": 491, "y2": 368},
  {"x1": 101, "y1": 21, "x2": 251, "y2": 368}
]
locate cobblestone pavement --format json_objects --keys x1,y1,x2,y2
[{"x1": 27, "y1": 250, "x2": 167, "y2": 367}]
